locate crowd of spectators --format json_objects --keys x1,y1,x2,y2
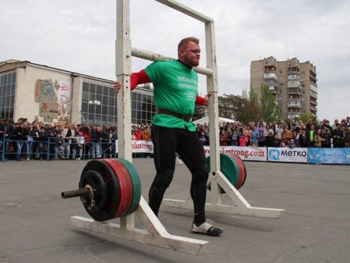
[
  {"x1": 0, "y1": 118, "x2": 152, "y2": 161},
  {"x1": 196, "y1": 117, "x2": 350, "y2": 149},
  {"x1": 1, "y1": 116, "x2": 350, "y2": 161}
]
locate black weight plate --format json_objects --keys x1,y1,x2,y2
[
  {"x1": 80, "y1": 160, "x2": 121, "y2": 222},
  {"x1": 79, "y1": 170, "x2": 107, "y2": 211}
]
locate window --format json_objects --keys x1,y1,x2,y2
[
  {"x1": 81, "y1": 81, "x2": 155, "y2": 125},
  {"x1": 0, "y1": 71, "x2": 16, "y2": 120}
]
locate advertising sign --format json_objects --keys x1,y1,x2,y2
[
  {"x1": 308, "y1": 148, "x2": 350, "y2": 164},
  {"x1": 268, "y1": 147, "x2": 308, "y2": 163},
  {"x1": 204, "y1": 146, "x2": 267, "y2": 161}
]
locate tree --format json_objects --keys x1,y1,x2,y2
[
  {"x1": 219, "y1": 94, "x2": 261, "y2": 124},
  {"x1": 260, "y1": 84, "x2": 279, "y2": 123},
  {"x1": 296, "y1": 113, "x2": 317, "y2": 124}
]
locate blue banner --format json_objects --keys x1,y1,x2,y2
[{"x1": 308, "y1": 148, "x2": 350, "y2": 164}]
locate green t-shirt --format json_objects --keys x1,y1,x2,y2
[{"x1": 144, "y1": 60, "x2": 198, "y2": 131}]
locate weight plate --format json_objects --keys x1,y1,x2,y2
[
  {"x1": 228, "y1": 153, "x2": 247, "y2": 190},
  {"x1": 80, "y1": 160, "x2": 120, "y2": 222},
  {"x1": 79, "y1": 170, "x2": 107, "y2": 211},
  {"x1": 103, "y1": 159, "x2": 133, "y2": 218},
  {"x1": 117, "y1": 158, "x2": 141, "y2": 216},
  {"x1": 207, "y1": 153, "x2": 241, "y2": 193}
]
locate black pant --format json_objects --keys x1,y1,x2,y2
[{"x1": 149, "y1": 125, "x2": 208, "y2": 223}]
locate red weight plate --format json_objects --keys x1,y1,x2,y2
[
  {"x1": 103, "y1": 159, "x2": 133, "y2": 218},
  {"x1": 228, "y1": 154, "x2": 246, "y2": 190}
]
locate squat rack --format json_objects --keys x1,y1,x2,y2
[{"x1": 71, "y1": 0, "x2": 284, "y2": 255}]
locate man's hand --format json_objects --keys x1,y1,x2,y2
[
  {"x1": 114, "y1": 82, "x2": 122, "y2": 94},
  {"x1": 204, "y1": 92, "x2": 213, "y2": 107}
]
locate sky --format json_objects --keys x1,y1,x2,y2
[{"x1": 1, "y1": 0, "x2": 349, "y2": 122}]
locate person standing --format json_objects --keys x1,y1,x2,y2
[{"x1": 114, "y1": 37, "x2": 222, "y2": 236}]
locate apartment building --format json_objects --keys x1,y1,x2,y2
[{"x1": 250, "y1": 56, "x2": 317, "y2": 120}]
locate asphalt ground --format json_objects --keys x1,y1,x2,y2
[{"x1": 0, "y1": 159, "x2": 349, "y2": 263}]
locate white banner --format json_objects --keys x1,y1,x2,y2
[
  {"x1": 115, "y1": 140, "x2": 154, "y2": 153},
  {"x1": 115, "y1": 141, "x2": 267, "y2": 161},
  {"x1": 268, "y1": 147, "x2": 308, "y2": 163},
  {"x1": 203, "y1": 146, "x2": 267, "y2": 161}
]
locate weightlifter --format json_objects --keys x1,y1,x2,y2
[{"x1": 114, "y1": 37, "x2": 223, "y2": 236}]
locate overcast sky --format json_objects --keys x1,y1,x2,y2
[{"x1": 1, "y1": 0, "x2": 349, "y2": 122}]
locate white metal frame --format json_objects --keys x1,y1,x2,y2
[
  {"x1": 71, "y1": 0, "x2": 284, "y2": 255},
  {"x1": 70, "y1": 0, "x2": 210, "y2": 255}
]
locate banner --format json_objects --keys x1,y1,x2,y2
[
  {"x1": 308, "y1": 148, "x2": 350, "y2": 164},
  {"x1": 115, "y1": 140, "x2": 154, "y2": 153},
  {"x1": 268, "y1": 147, "x2": 308, "y2": 163},
  {"x1": 203, "y1": 146, "x2": 267, "y2": 161}
]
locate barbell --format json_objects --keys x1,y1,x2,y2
[
  {"x1": 61, "y1": 153, "x2": 246, "y2": 221},
  {"x1": 61, "y1": 158, "x2": 141, "y2": 222}
]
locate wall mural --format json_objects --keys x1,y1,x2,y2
[{"x1": 34, "y1": 79, "x2": 71, "y2": 123}]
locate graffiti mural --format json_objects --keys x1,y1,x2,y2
[{"x1": 34, "y1": 79, "x2": 71, "y2": 123}]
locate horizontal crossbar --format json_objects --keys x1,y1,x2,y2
[
  {"x1": 131, "y1": 47, "x2": 213, "y2": 76},
  {"x1": 155, "y1": 0, "x2": 213, "y2": 23}
]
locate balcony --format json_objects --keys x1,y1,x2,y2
[
  {"x1": 288, "y1": 58, "x2": 300, "y2": 69},
  {"x1": 268, "y1": 86, "x2": 278, "y2": 94},
  {"x1": 288, "y1": 101, "x2": 301, "y2": 108},
  {"x1": 264, "y1": 72, "x2": 277, "y2": 80},
  {"x1": 310, "y1": 92, "x2": 317, "y2": 99},
  {"x1": 265, "y1": 79, "x2": 277, "y2": 87},
  {"x1": 288, "y1": 114, "x2": 300, "y2": 119},
  {"x1": 264, "y1": 57, "x2": 277, "y2": 67},
  {"x1": 288, "y1": 74, "x2": 300, "y2": 81},
  {"x1": 310, "y1": 100, "x2": 317, "y2": 106},
  {"x1": 288, "y1": 81, "x2": 301, "y2": 88},
  {"x1": 288, "y1": 109, "x2": 301, "y2": 114},
  {"x1": 310, "y1": 106, "x2": 317, "y2": 111},
  {"x1": 288, "y1": 88, "x2": 301, "y2": 95}
]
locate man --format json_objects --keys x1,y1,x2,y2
[
  {"x1": 307, "y1": 124, "x2": 316, "y2": 147},
  {"x1": 114, "y1": 37, "x2": 222, "y2": 236},
  {"x1": 332, "y1": 123, "x2": 344, "y2": 148},
  {"x1": 62, "y1": 124, "x2": 75, "y2": 160}
]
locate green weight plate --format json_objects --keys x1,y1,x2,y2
[
  {"x1": 207, "y1": 153, "x2": 240, "y2": 193},
  {"x1": 117, "y1": 158, "x2": 141, "y2": 216}
]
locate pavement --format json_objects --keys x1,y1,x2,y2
[{"x1": 0, "y1": 159, "x2": 349, "y2": 263}]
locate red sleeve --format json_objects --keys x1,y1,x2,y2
[
  {"x1": 130, "y1": 70, "x2": 151, "y2": 90},
  {"x1": 195, "y1": 95, "x2": 206, "y2": 105}
]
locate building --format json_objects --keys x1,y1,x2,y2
[
  {"x1": 250, "y1": 56, "x2": 317, "y2": 120},
  {"x1": 0, "y1": 60, "x2": 155, "y2": 125}
]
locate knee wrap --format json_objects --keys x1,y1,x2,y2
[
  {"x1": 153, "y1": 169, "x2": 174, "y2": 190},
  {"x1": 191, "y1": 163, "x2": 209, "y2": 187}
]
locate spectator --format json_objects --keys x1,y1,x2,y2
[
  {"x1": 250, "y1": 125, "x2": 259, "y2": 147},
  {"x1": 321, "y1": 128, "x2": 332, "y2": 148},
  {"x1": 231, "y1": 130, "x2": 238, "y2": 146},
  {"x1": 91, "y1": 125, "x2": 103, "y2": 159},
  {"x1": 281, "y1": 125, "x2": 293, "y2": 146},
  {"x1": 344, "y1": 127, "x2": 350, "y2": 148},
  {"x1": 332, "y1": 123, "x2": 344, "y2": 148},
  {"x1": 257, "y1": 123, "x2": 266, "y2": 147},
  {"x1": 13, "y1": 122, "x2": 26, "y2": 161},
  {"x1": 62, "y1": 124, "x2": 75, "y2": 160},
  {"x1": 298, "y1": 129, "x2": 309, "y2": 148},
  {"x1": 307, "y1": 124, "x2": 316, "y2": 147},
  {"x1": 219, "y1": 129, "x2": 228, "y2": 146},
  {"x1": 265, "y1": 131, "x2": 275, "y2": 147},
  {"x1": 53, "y1": 132, "x2": 65, "y2": 160},
  {"x1": 314, "y1": 128, "x2": 324, "y2": 148}
]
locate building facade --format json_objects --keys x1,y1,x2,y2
[
  {"x1": 0, "y1": 60, "x2": 155, "y2": 125},
  {"x1": 250, "y1": 57, "x2": 317, "y2": 120}
]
